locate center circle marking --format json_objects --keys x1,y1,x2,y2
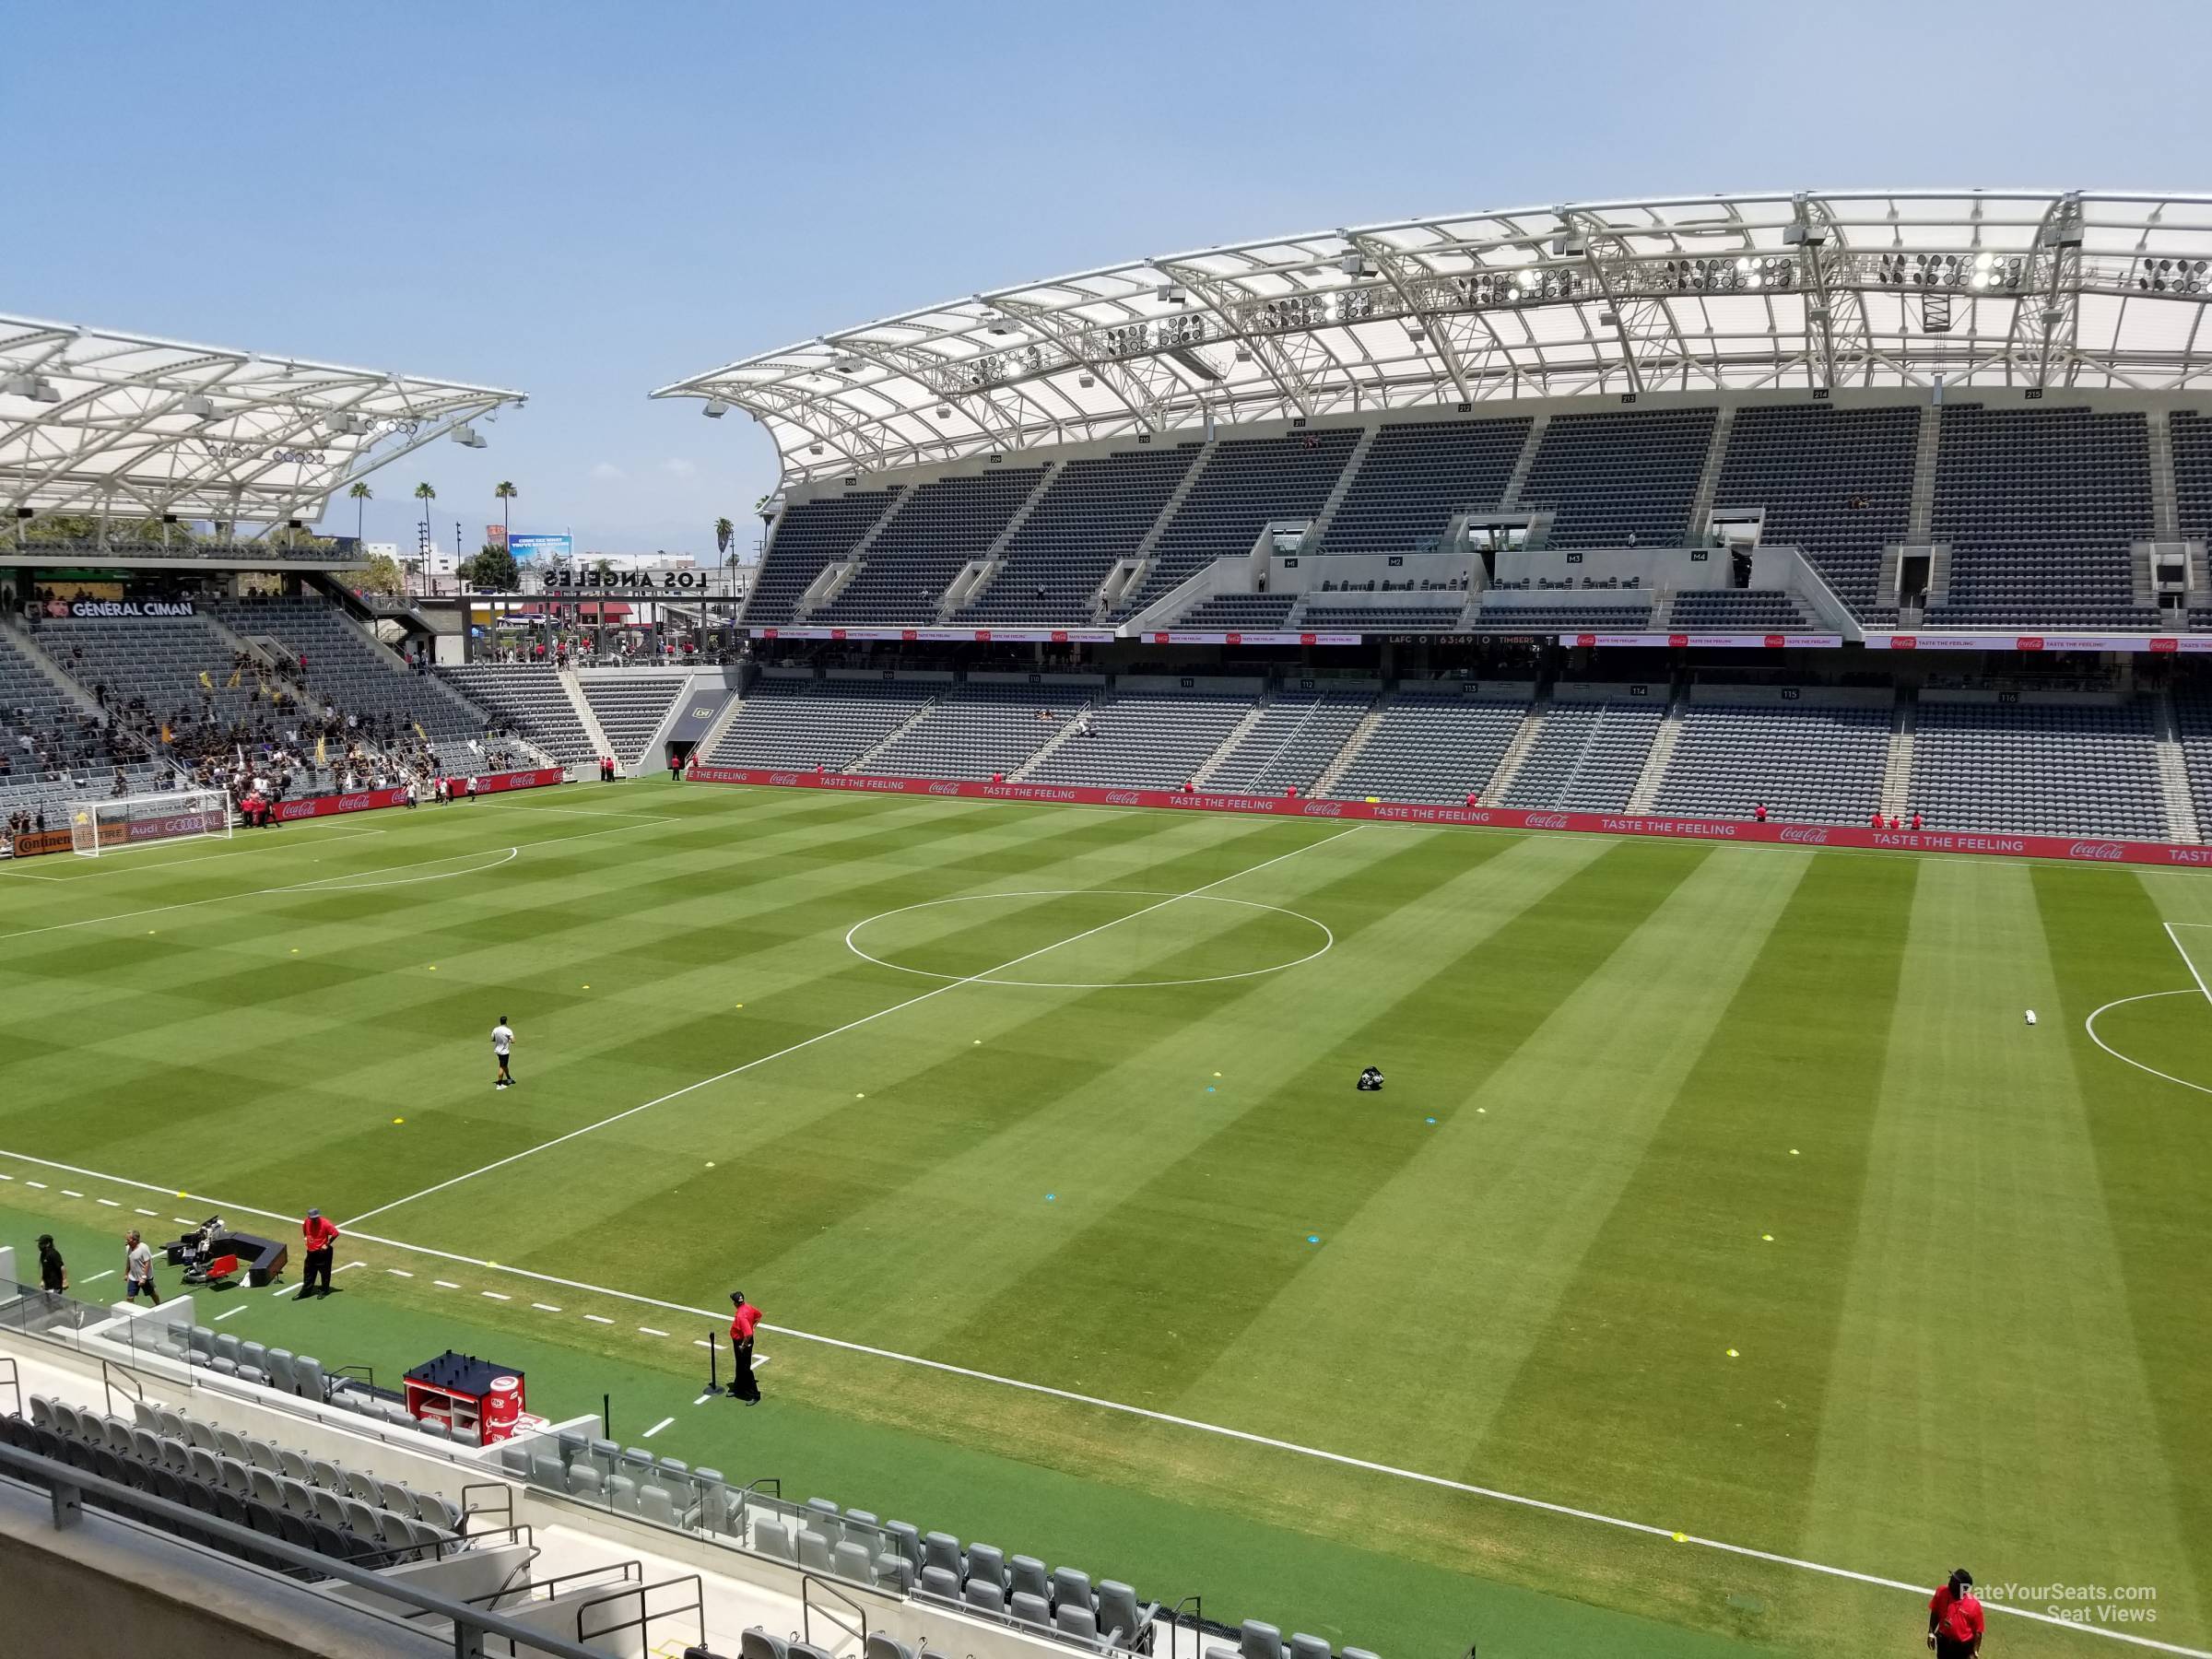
[{"x1": 844, "y1": 888, "x2": 1334, "y2": 990}]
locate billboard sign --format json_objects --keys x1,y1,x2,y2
[{"x1": 508, "y1": 533, "x2": 571, "y2": 564}]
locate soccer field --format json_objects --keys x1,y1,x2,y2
[{"x1": 1, "y1": 781, "x2": 2206, "y2": 1658}]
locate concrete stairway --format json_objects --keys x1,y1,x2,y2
[
  {"x1": 1479, "y1": 698, "x2": 1547, "y2": 802},
  {"x1": 1313, "y1": 695, "x2": 1388, "y2": 795},
  {"x1": 2155, "y1": 688, "x2": 2203, "y2": 842},
  {"x1": 1878, "y1": 688, "x2": 1918, "y2": 818},
  {"x1": 1625, "y1": 680, "x2": 1689, "y2": 813}
]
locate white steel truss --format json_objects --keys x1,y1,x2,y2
[
  {"x1": 0, "y1": 315, "x2": 526, "y2": 531},
  {"x1": 654, "y1": 189, "x2": 2212, "y2": 488}
]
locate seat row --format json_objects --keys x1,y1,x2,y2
[{"x1": 19, "y1": 1394, "x2": 457, "y2": 1569}]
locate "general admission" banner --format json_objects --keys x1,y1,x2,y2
[{"x1": 684, "y1": 763, "x2": 2212, "y2": 869}]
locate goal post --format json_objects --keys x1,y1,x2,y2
[{"x1": 70, "y1": 788, "x2": 234, "y2": 857}]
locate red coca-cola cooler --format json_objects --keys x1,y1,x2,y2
[{"x1": 481, "y1": 1375, "x2": 523, "y2": 1444}]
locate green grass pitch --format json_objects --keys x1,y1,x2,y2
[{"x1": 1, "y1": 780, "x2": 2206, "y2": 1658}]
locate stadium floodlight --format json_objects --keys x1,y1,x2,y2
[
  {"x1": 1076, "y1": 374, "x2": 1094, "y2": 388},
  {"x1": 181, "y1": 394, "x2": 216, "y2": 420},
  {"x1": 935, "y1": 403, "x2": 952, "y2": 417},
  {"x1": 702, "y1": 399, "x2": 729, "y2": 418},
  {"x1": 71, "y1": 788, "x2": 233, "y2": 857},
  {"x1": 451, "y1": 424, "x2": 488, "y2": 448},
  {"x1": 5, "y1": 373, "x2": 61, "y2": 402}
]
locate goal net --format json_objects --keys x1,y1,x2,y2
[{"x1": 70, "y1": 788, "x2": 234, "y2": 858}]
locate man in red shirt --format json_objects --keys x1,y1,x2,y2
[
  {"x1": 727, "y1": 1290, "x2": 762, "y2": 1405},
  {"x1": 298, "y1": 1208, "x2": 339, "y2": 1300},
  {"x1": 1870, "y1": 807, "x2": 1884, "y2": 829},
  {"x1": 1927, "y1": 1568, "x2": 1983, "y2": 1656},
  {"x1": 1912, "y1": 810, "x2": 1924, "y2": 831}
]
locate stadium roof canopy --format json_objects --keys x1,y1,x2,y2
[
  {"x1": 656, "y1": 189, "x2": 2212, "y2": 488},
  {"x1": 0, "y1": 314, "x2": 525, "y2": 531}
]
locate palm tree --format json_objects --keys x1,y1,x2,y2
[
  {"x1": 495, "y1": 480, "x2": 517, "y2": 549},
  {"x1": 714, "y1": 516, "x2": 735, "y2": 559},
  {"x1": 347, "y1": 480, "x2": 372, "y2": 545},
  {"x1": 413, "y1": 481, "x2": 437, "y2": 563}
]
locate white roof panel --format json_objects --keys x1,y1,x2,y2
[{"x1": 654, "y1": 190, "x2": 2212, "y2": 486}]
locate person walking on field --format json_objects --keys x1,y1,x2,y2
[
  {"x1": 37, "y1": 1233, "x2": 66, "y2": 1309},
  {"x1": 1927, "y1": 1569, "x2": 1983, "y2": 1657},
  {"x1": 124, "y1": 1230, "x2": 160, "y2": 1305},
  {"x1": 492, "y1": 1015, "x2": 516, "y2": 1089},
  {"x1": 298, "y1": 1208, "x2": 339, "y2": 1300},
  {"x1": 727, "y1": 1290, "x2": 762, "y2": 1404}
]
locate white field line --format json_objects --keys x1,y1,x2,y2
[
  {"x1": 641, "y1": 1416, "x2": 675, "y2": 1439},
  {"x1": 1, "y1": 821, "x2": 391, "y2": 883},
  {"x1": 214, "y1": 1305, "x2": 249, "y2": 1323},
  {"x1": 0, "y1": 818, "x2": 662, "y2": 945},
  {"x1": 2086, "y1": 989, "x2": 2212, "y2": 1097},
  {"x1": 0, "y1": 1147, "x2": 2194, "y2": 1653},
  {"x1": 2162, "y1": 923, "x2": 2212, "y2": 1006},
  {"x1": 339, "y1": 824, "x2": 1365, "y2": 1228}
]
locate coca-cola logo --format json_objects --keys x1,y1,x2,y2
[
  {"x1": 769, "y1": 772, "x2": 800, "y2": 785},
  {"x1": 1300, "y1": 803, "x2": 1344, "y2": 817},
  {"x1": 1524, "y1": 813, "x2": 1570, "y2": 830},
  {"x1": 336, "y1": 793, "x2": 372, "y2": 809},
  {"x1": 1779, "y1": 827, "x2": 1830, "y2": 844},
  {"x1": 927, "y1": 782, "x2": 960, "y2": 794},
  {"x1": 1104, "y1": 792, "x2": 1140, "y2": 806},
  {"x1": 2068, "y1": 841, "x2": 2124, "y2": 861}
]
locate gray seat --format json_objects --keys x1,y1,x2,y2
[
  {"x1": 741, "y1": 1632, "x2": 789, "y2": 1659},
  {"x1": 212, "y1": 1333, "x2": 242, "y2": 1369},
  {"x1": 185, "y1": 1417, "x2": 217, "y2": 1451},
  {"x1": 1242, "y1": 1621, "x2": 1285, "y2": 1659},
  {"x1": 886, "y1": 1520, "x2": 923, "y2": 1570},
  {"x1": 103, "y1": 1417, "x2": 134, "y2": 1453},
  {"x1": 262, "y1": 1348, "x2": 294, "y2": 1394},
  {"x1": 208, "y1": 1358, "x2": 238, "y2": 1379},
  {"x1": 291, "y1": 1356, "x2": 324, "y2": 1400},
  {"x1": 308, "y1": 1456, "x2": 342, "y2": 1489},
  {"x1": 130, "y1": 1400, "x2": 158, "y2": 1432},
  {"x1": 1011, "y1": 1592, "x2": 1051, "y2": 1628},
  {"x1": 532, "y1": 1454, "x2": 566, "y2": 1490},
  {"x1": 865, "y1": 1636, "x2": 913, "y2": 1659},
  {"x1": 691, "y1": 1467, "x2": 730, "y2": 1533},
  {"x1": 418, "y1": 1492, "x2": 462, "y2": 1532},
  {"x1": 213, "y1": 1426, "x2": 248, "y2": 1462},
  {"x1": 343, "y1": 1498, "x2": 382, "y2": 1535},
  {"x1": 1097, "y1": 1582, "x2": 1144, "y2": 1646},
  {"x1": 965, "y1": 1542, "x2": 1008, "y2": 1591},
  {"x1": 218, "y1": 1455, "x2": 252, "y2": 1498},
  {"x1": 1052, "y1": 1567, "x2": 1094, "y2": 1613},
  {"x1": 798, "y1": 1527, "x2": 835, "y2": 1572},
  {"x1": 874, "y1": 1555, "x2": 915, "y2": 1594},
  {"x1": 1057, "y1": 1606, "x2": 1100, "y2": 1643},
  {"x1": 131, "y1": 1428, "x2": 163, "y2": 1465},
  {"x1": 313, "y1": 1488, "x2": 349, "y2": 1531},
  {"x1": 919, "y1": 1565, "x2": 960, "y2": 1599},
  {"x1": 1010, "y1": 1556, "x2": 1049, "y2": 1603},
  {"x1": 249, "y1": 1439, "x2": 285, "y2": 1475},
  {"x1": 278, "y1": 1448, "x2": 312, "y2": 1483},
  {"x1": 186, "y1": 1328, "x2": 214, "y2": 1363},
  {"x1": 832, "y1": 1539, "x2": 875, "y2": 1583},
  {"x1": 567, "y1": 1464, "x2": 605, "y2": 1500},
  {"x1": 964, "y1": 1580, "x2": 1006, "y2": 1615},
  {"x1": 378, "y1": 1511, "x2": 416, "y2": 1552},
  {"x1": 639, "y1": 1484, "x2": 677, "y2": 1526},
  {"x1": 923, "y1": 1531, "x2": 961, "y2": 1577},
  {"x1": 790, "y1": 1644, "x2": 833, "y2": 1659},
  {"x1": 754, "y1": 1519, "x2": 794, "y2": 1562},
  {"x1": 238, "y1": 1341, "x2": 267, "y2": 1377},
  {"x1": 155, "y1": 1408, "x2": 186, "y2": 1441},
  {"x1": 377, "y1": 1480, "x2": 417, "y2": 1518},
  {"x1": 1289, "y1": 1639, "x2": 1332, "y2": 1659},
  {"x1": 284, "y1": 1477, "x2": 322, "y2": 1519},
  {"x1": 188, "y1": 1446, "x2": 221, "y2": 1486}
]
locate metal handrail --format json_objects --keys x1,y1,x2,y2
[
  {"x1": 803, "y1": 1571, "x2": 868, "y2": 1653},
  {"x1": 0, "y1": 1359, "x2": 18, "y2": 1420},
  {"x1": 460, "y1": 1480, "x2": 513, "y2": 1537},
  {"x1": 100, "y1": 1355, "x2": 147, "y2": 1420},
  {"x1": 576, "y1": 1571, "x2": 705, "y2": 1655},
  {"x1": 0, "y1": 1438, "x2": 604, "y2": 1659}
]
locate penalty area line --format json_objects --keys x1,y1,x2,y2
[{"x1": 0, "y1": 1145, "x2": 2196, "y2": 1653}]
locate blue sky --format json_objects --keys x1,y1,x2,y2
[{"x1": 14, "y1": 1, "x2": 2212, "y2": 558}]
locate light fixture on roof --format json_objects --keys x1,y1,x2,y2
[
  {"x1": 935, "y1": 403, "x2": 952, "y2": 418},
  {"x1": 986, "y1": 323, "x2": 1013, "y2": 335},
  {"x1": 1596, "y1": 310, "x2": 1618, "y2": 327},
  {"x1": 451, "y1": 424, "x2": 488, "y2": 449},
  {"x1": 1157, "y1": 284, "x2": 1187, "y2": 304},
  {"x1": 1077, "y1": 374, "x2": 1094, "y2": 388},
  {"x1": 830, "y1": 358, "x2": 863, "y2": 374},
  {"x1": 1233, "y1": 346, "x2": 1251, "y2": 361},
  {"x1": 182, "y1": 394, "x2": 216, "y2": 420},
  {"x1": 809, "y1": 442, "x2": 825, "y2": 454},
  {"x1": 702, "y1": 399, "x2": 729, "y2": 418},
  {"x1": 4, "y1": 373, "x2": 60, "y2": 403},
  {"x1": 1338, "y1": 253, "x2": 1372, "y2": 277}
]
